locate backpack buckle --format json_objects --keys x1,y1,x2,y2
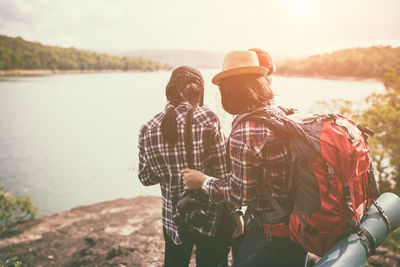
[{"x1": 265, "y1": 225, "x2": 273, "y2": 241}]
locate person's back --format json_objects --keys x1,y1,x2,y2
[
  {"x1": 182, "y1": 52, "x2": 308, "y2": 267},
  {"x1": 139, "y1": 103, "x2": 228, "y2": 238},
  {"x1": 138, "y1": 66, "x2": 232, "y2": 267}
]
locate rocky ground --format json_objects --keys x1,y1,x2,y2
[{"x1": 0, "y1": 196, "x2": 399, "y2": 266}]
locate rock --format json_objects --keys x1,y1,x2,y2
[
  {"x1": 0, "y1": 196, "x2": 164, "y2": 266},
  {"x1": 376, "y1": 246, "x2": 390, "y2": 255},
  {"x1": 0, "y1": 196, "x2": 399, "y2": 266}
]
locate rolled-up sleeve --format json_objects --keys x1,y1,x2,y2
[{"x1": 205, "y1": 131, "x2": 258, "y2": 206}]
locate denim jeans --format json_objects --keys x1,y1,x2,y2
[
  {"x1": 163, "y1": 228, "x2": 231, "y2": 267},
  {"x1": 232, "y1": 223, "x2": 308, "y2": 267}
]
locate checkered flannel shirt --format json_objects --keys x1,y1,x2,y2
[
  {"x1": 204, "y1": 99, "x2": 293, "y2": 213},
  {"x1": 138, "y1": 102, "x2": 228, "y2": 245}
]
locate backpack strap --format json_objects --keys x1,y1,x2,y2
[
  {"x1": 372, "y1": 200, "x2": 392, "y2": 234},
  {"x1": 226, "y1": 108, "x2": 273, "y2": 172},
  {"x1": 229, "y1": 108, "x2": 288, "y2": 220},
  {"x1": 350, "y1": 223, "x2": 376, "y2": 256},
  {"x1": 231, "y1": 107, "x2": 276, "y2": 131},
  {"x1": 262, "y1": 184, "x2": 287, "y2": 219},
  {"x1": 277, "y1": 105, "x2": 296, "y2": 115}
]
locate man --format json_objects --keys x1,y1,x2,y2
[
  {"x1": 138, "y1": 66, "x2": 232, "y2": 267},
  {"x1": 182, "y1": 51, "x2": 308, "y2": 267}
]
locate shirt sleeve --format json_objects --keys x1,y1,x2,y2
[
  {"x1": 137, "y1": 129, "x2": 162, "y2": 186},
  {"x1": 205, "y1": 120, "x2": 229, "y2": 181},
  {"x1": 204, "y1": 131, "x2": 258, "y2": 206}
]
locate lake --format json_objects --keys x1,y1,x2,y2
[{"x1": 0, "y1": 70, "x2": 385, "y2": 217}]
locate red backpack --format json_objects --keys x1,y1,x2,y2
[{"x1": 234, "y1": 109, "x2": 379, "y2": 256}]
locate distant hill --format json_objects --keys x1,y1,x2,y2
[
  {"x1": 120, "y1": 50, "x2": 294, "y2": 69},
  {"x1": 0, "y1": 35, "x2": 170, "y2": 71},
  {"x1": 121, "y1": 49, "x2": 225, "y2": 69},
  {"x1": 276, "y1": 46, "x2": 400, "y2": 79}
]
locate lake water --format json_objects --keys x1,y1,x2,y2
[{"x1": 0, "y1": 70, "x2": 385, "y2": 217}]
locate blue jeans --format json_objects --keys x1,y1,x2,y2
[
  {"x1": 163, "y1": 228, "x2": 231, "y2": 267},
  {"x1": 232, "y1": 223, "x2": 308, "y2": 267}
]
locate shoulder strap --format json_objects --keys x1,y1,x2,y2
[
  {"x1": 231, "y1": 108, "x2": 274, "y2": 131},
  {"x1": 235, "y1": 109, "x2": 325, "y2": 156},
  {"x1": 227, "y1": 109, "x2": 270, "y2": 172},
  {"x1": 228, "y1": 109, "x2": 287, "y2": 219},
  {"x1": 184, "y1": 108, "x2": 195, "y2": 169}
]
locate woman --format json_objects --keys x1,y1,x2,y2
[
  {"x1": 182, "y1": 51, "x2": 308, "y2": 267},
  {"x1": 138, "y1": 66, "x2": 232, "y2": 267}
]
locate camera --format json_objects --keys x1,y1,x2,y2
[{"x1": 177, "y1": 190, "x2": 208, "y2": 228}]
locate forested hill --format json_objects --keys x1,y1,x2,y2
[
  {"x1": 0, "y1": 35, "x2": 170, "y2": 71},
  {"x1": 276, "y1": 46, "x2": 400, "y2": 79},
  {"x1": 122, "y1": 50, "x2": 225, "y2": 69}
]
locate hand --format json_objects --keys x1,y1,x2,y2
[
  {"x1": 232, "y1": 214, "x2": 244, "y2": 239},
  {"x1": 181, "y1": 169, "x2": 207, "y2": 190}
]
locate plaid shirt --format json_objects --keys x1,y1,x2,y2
[
  {"x1": 204, "y1": 99, "x2": 293, "y2": 214},
  {"x1": 138, "y1": 102, "x2": 228, "y2": 245}
]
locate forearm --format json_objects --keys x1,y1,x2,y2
[{"x1": 202, "y1": 175, "x2": 246, "y2": 207}]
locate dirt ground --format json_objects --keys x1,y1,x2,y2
[{"x1": 0, "y1": 196, "x2": 399, "y2": 266}]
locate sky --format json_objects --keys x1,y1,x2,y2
[{"x1": 1, "y1": 0, "x2": 400, "y2": 58}]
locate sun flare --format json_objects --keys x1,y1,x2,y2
[{"x1": 290, "y1": 0, "x2": 310, "y2": 16}]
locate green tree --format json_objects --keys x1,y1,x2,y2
[
  {"x1": 277, "y1": 46, "x2": 400, "y2": 79},
  {"x1": 0, "y1": 257, "x2": 22, "y2": 267},
  {"x1": 0, "y1": 35, "x2": 171, "y2": 71},
  {"x1": 357, "y1": 67, "x2": 400, "y2": 194},
  {"x1": 0, "y1": 185, "x2": 38, "y2": 230}
]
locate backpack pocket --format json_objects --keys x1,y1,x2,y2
[{"x1": 289, "y1": 210, "x2": 348, "y2": 256}]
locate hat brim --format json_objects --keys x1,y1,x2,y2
[{"x1": 212, "y1": 66, "x2": 268, "y2": 85}]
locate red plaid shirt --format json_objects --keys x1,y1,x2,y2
[{"x1": 204, "y1": 99, "x2": 293, "y2": 213}]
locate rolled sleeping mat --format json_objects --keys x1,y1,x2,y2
[{"x1": 316, "y1": 192, "x2": 400, "y2": 267}]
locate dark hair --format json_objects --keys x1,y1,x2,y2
[
  {"x1": 218, "y1": 74, "x2": 274, "y2": 115},
  {"x1": 161, "y1": 66, "x2": 204, "y2": 143}
]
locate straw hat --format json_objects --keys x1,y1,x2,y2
[{"x1": 212, "y1": 50, "x2": 268, "y2": 85}]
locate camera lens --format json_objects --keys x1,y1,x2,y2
[{"x1": 189, "y1": 209, "x2": 208, "y2": 228}]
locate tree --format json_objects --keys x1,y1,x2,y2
[
  {"x1": 0, "y1": 257, "x2": 22, "y2": 267},
  {"x1": 0, "y1": 185, "x2": 38, "y2": 230},
  {"x1": 277, "y1": 46, "x2": 400, "y2": 79},
  {"x1": 359, "y1": 67, "x2": 400, "y2": 194},
  {"x1": 0, "y1": 35, "x2": 171, "y2": 71}
]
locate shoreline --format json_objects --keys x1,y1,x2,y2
[
  {"x1": 0, "y1": 69, "x2": 164, "y2": 77},
  {"x1": 0, "y1": 69, "x2": 382, "y2": 83},
  {"x1": 275, "y1": 73, "x2": 382, "y2": 83}
]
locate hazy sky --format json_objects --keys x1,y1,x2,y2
[{"x1": 1, "y1": 0, "x2": 400, "y2": 57}]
